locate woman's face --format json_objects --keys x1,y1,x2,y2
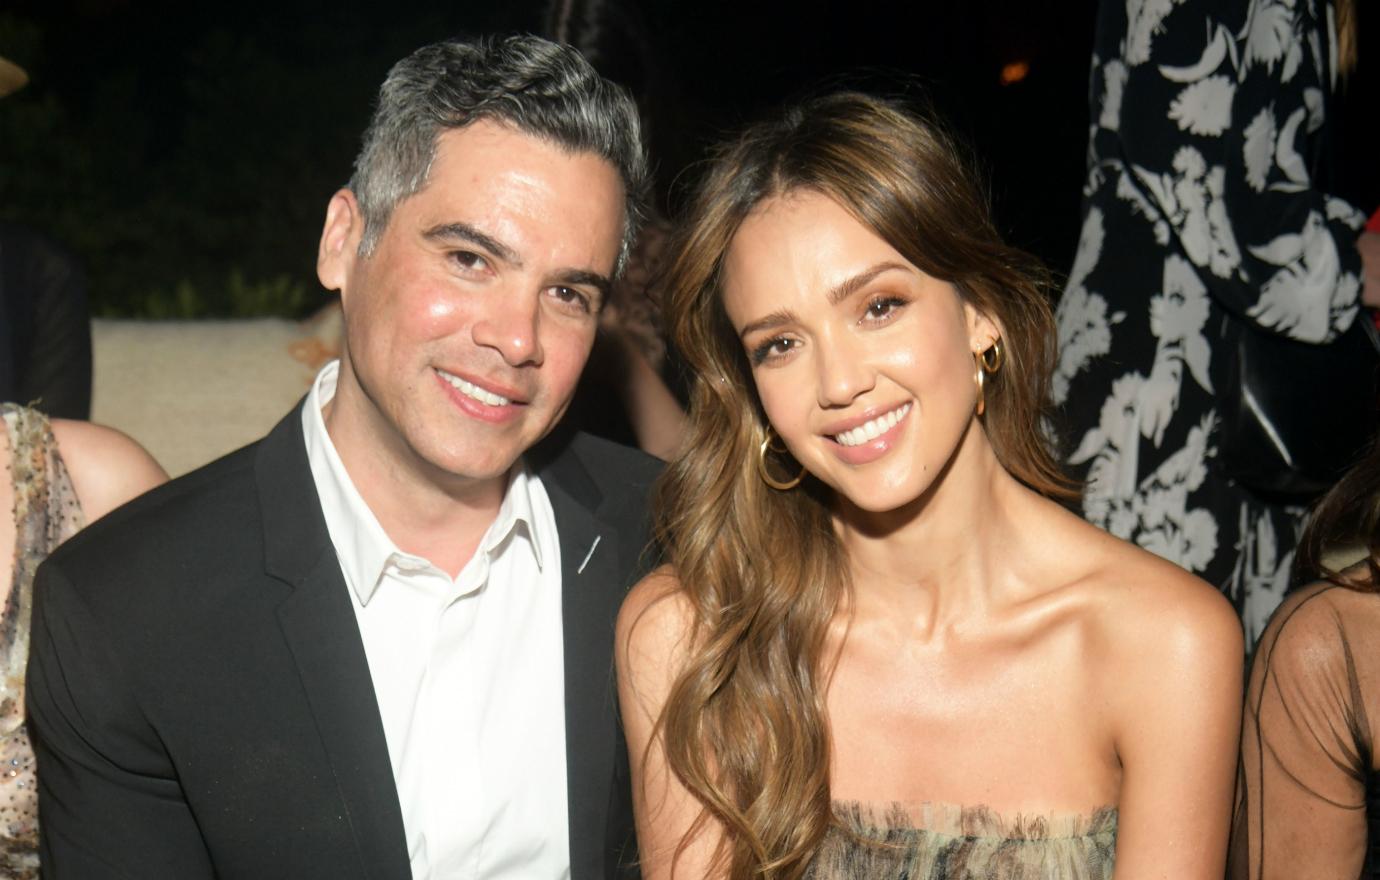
[{"x1": 721, "y1": 190, "x2": 998, "y2": 513}]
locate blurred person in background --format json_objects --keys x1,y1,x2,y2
[
  {"x1": 1054, "y1": 0, "x2": 1377, "y2": 647},
  {"x1": 0, "y1": 55, "x2": 92, "y2": 420},
  {"x1": 0, "y1": 402, "x2": 165, "y2": 877},
  {"x1": 544, "y1": 0, "x2": 688, "y2": 460},
  {"x1": 1231, "y1": 433, "x2": 1380, "y2": 878}
]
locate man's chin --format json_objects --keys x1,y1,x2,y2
[
  {"x1": 413, "y1": 434, "x2": 533, "y2": 487},
  {"x1": 407, "y1": 399, "x2": 571, "y2": 484}
]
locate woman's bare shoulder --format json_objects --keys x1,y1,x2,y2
[
  {"x1": 1054, "y1": 514, "x2": 1242, "y2": 667},
  {"x1": 618, "y1": 565, "x2": 696, "y2": 660},
  {"x1": 1037, "y1": 514, "x2": 1245, "y2": 779},
  {"x1": 616, "y1": 566, "x2": 698, "y2": 723},
  {"x1": 50, "y1": 419, "x2": 168, "y2": 522}
]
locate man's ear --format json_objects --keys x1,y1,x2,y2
[{"x1": 317, "y1": 189, "x2": 363, "y2": 296}]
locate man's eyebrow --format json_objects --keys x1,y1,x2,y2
[
  {"x1": 422, "y1": 222, "x2": 522, "y2": 267},
  {"x1": 552, "y1": 269, "x2": 613, "y2": 304},
  {"x1": 826, "y1": 261, "x2": 912, "y2": 306}
]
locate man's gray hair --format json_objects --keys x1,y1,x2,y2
[{"x1": 349, "y1": 34, "x2": 648, "y2": 272}]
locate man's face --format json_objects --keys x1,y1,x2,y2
[{"x1": 318, "y1": 120, "x2": 626, "y2": 490}]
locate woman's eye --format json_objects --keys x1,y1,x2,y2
[
  {"x1": 864, "y1": 296, "x2": 905, "y2": 321},
  {"x1": 750, "y1": 336, "x2": 796, "y2": 365}
]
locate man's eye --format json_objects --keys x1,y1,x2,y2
[
  {"x1": 549, "y1": 286, "x2": 592, "y2": 313},
  {"x1": 451, "y1": 251, "x2": 489, "y2": 272}
]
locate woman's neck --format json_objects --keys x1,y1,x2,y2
[{"x1": 835, "y1": 428, "x2": 1036, "y2": 637}]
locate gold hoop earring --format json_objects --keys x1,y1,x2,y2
[
  {"x1": 979, "y1": 338, "x2": 1004, "y2": 374},
  {"x1": 757, "y1": 429, "x2": 805, "y2": 491},
  {"x1": 973, "y1": 354, "x2": 987, "y2": 417}
]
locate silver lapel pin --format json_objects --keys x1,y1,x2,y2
[{"x1": 577, "y1": 535, "x2": 602, "y2": 574}]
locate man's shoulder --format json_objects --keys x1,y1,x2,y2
[
  {"x1": 46, "y1": 440, "x2": 265, "y2": 582},
  {"x1": 530, "y1": 432, "x2": 661, "y2": 569},
  {"x1": 559, "y1": 431, "x2": 663, "y2": 489},
  {"x1": 537, "y1": 431, "x2": 663, "y2": 525}
]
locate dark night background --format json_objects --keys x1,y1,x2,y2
[{"x1": 0, "y1": 1, "x2": 1374, "y2": 318}]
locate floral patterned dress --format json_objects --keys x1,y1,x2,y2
[
  {"x1": 1054, "y1": 0, "x2": 1368, "y2": 646},
  {"x1": 1, "y1": 404, "x2": 83, "y2": 877}
]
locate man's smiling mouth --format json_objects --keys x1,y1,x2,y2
[{"x1": 436, "y1": 368, "x2": 513, "y2": 407}]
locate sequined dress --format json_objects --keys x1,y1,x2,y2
[
  {"x1": 805, "y1": 802, "x2": 1118, "y2": 880},
  {"x1": 1, "y1": 404, "x2": 83, "y2": 877}
]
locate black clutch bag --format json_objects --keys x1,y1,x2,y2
[{"x1": 1214, "y1": 311, "x2": 1380, "y2": 500}]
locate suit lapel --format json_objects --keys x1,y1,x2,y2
[
  {"x1": 541, "y1": 445, "x2": 623, "y2": 880},
  {"x1": 252, "y1": 412, "x2": 637, "y2": 879},
  {"x1": 256, "y1": 406, "x2": 411, "y2": 880}
]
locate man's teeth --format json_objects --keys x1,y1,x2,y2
[
  {"x1": 439, "y1": 370, "x2": 510, "y2": 407},
  {"x1": 835, "y1": 403, "x2": 911, "y2": 447}
]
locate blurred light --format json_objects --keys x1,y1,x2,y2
[{"x1": 999, "y1": 60, "x2": 1030, "y2": 86}]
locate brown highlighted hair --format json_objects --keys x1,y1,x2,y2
[
  {"x1": 649, "y1": 91, "x2": 1070, "y2": 878},
  {"x1": 1336, "y1": 0, "x2": 1357, "y2": 80},
  {"x1": 1294, "y1": 432, "x2": 1380, "y2": 592}
]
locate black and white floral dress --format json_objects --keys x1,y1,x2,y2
[{"x1": 1055, "y1": 0, "x2": 1368, "y2": 646}]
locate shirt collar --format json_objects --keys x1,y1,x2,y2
[
  {"x1": 301, "y1": 360, "x2": 548, "y2": 606},
  {"x1": 494, "y1": 462, "x2": 547, "y2": 572}
]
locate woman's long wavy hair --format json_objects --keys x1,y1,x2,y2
[{"x1": 650, "y1": 91, "x2": 1070, "y2": 878}]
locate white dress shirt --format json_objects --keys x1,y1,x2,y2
[{"x1": 302, "y1": 361, "x2": 570, "y2": 879}]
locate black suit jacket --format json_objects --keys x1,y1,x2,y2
[{"x1": 26, "y1": 405, "x2": 659, "y2": 879}]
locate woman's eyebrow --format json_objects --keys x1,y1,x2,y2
[
  {"x1": 826, "y1": 261, "x2": 911, "y2": 306},
  {"x1": 738, "y1": 309, "x2": 797, "y2": 341},
  {"x1": 737, "y1": 262, "x2": 912, "y2": 340}
]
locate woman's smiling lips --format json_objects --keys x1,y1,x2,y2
[{"x1": 820, "y1": 402, "x2": 913, "y2": 465}]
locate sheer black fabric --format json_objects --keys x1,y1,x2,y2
[{"x1": 1230, "y1": 580, "x2": 1379, "y2": 879}]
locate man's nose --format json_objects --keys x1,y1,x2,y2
[{"x1": 472, "y1": 293, "x2": 543, "y2": 367}]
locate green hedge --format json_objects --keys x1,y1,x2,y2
[{"x1": 0, "y1": 11, "x2": 456, "y2": 317}]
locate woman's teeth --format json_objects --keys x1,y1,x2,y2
[{"x1": 834, "y1": 403, "x2": 911, "y2": 447}]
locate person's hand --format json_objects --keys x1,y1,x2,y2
[{"x1": 1359, "y1": 231, "x2": 1380, "y2": 308}]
